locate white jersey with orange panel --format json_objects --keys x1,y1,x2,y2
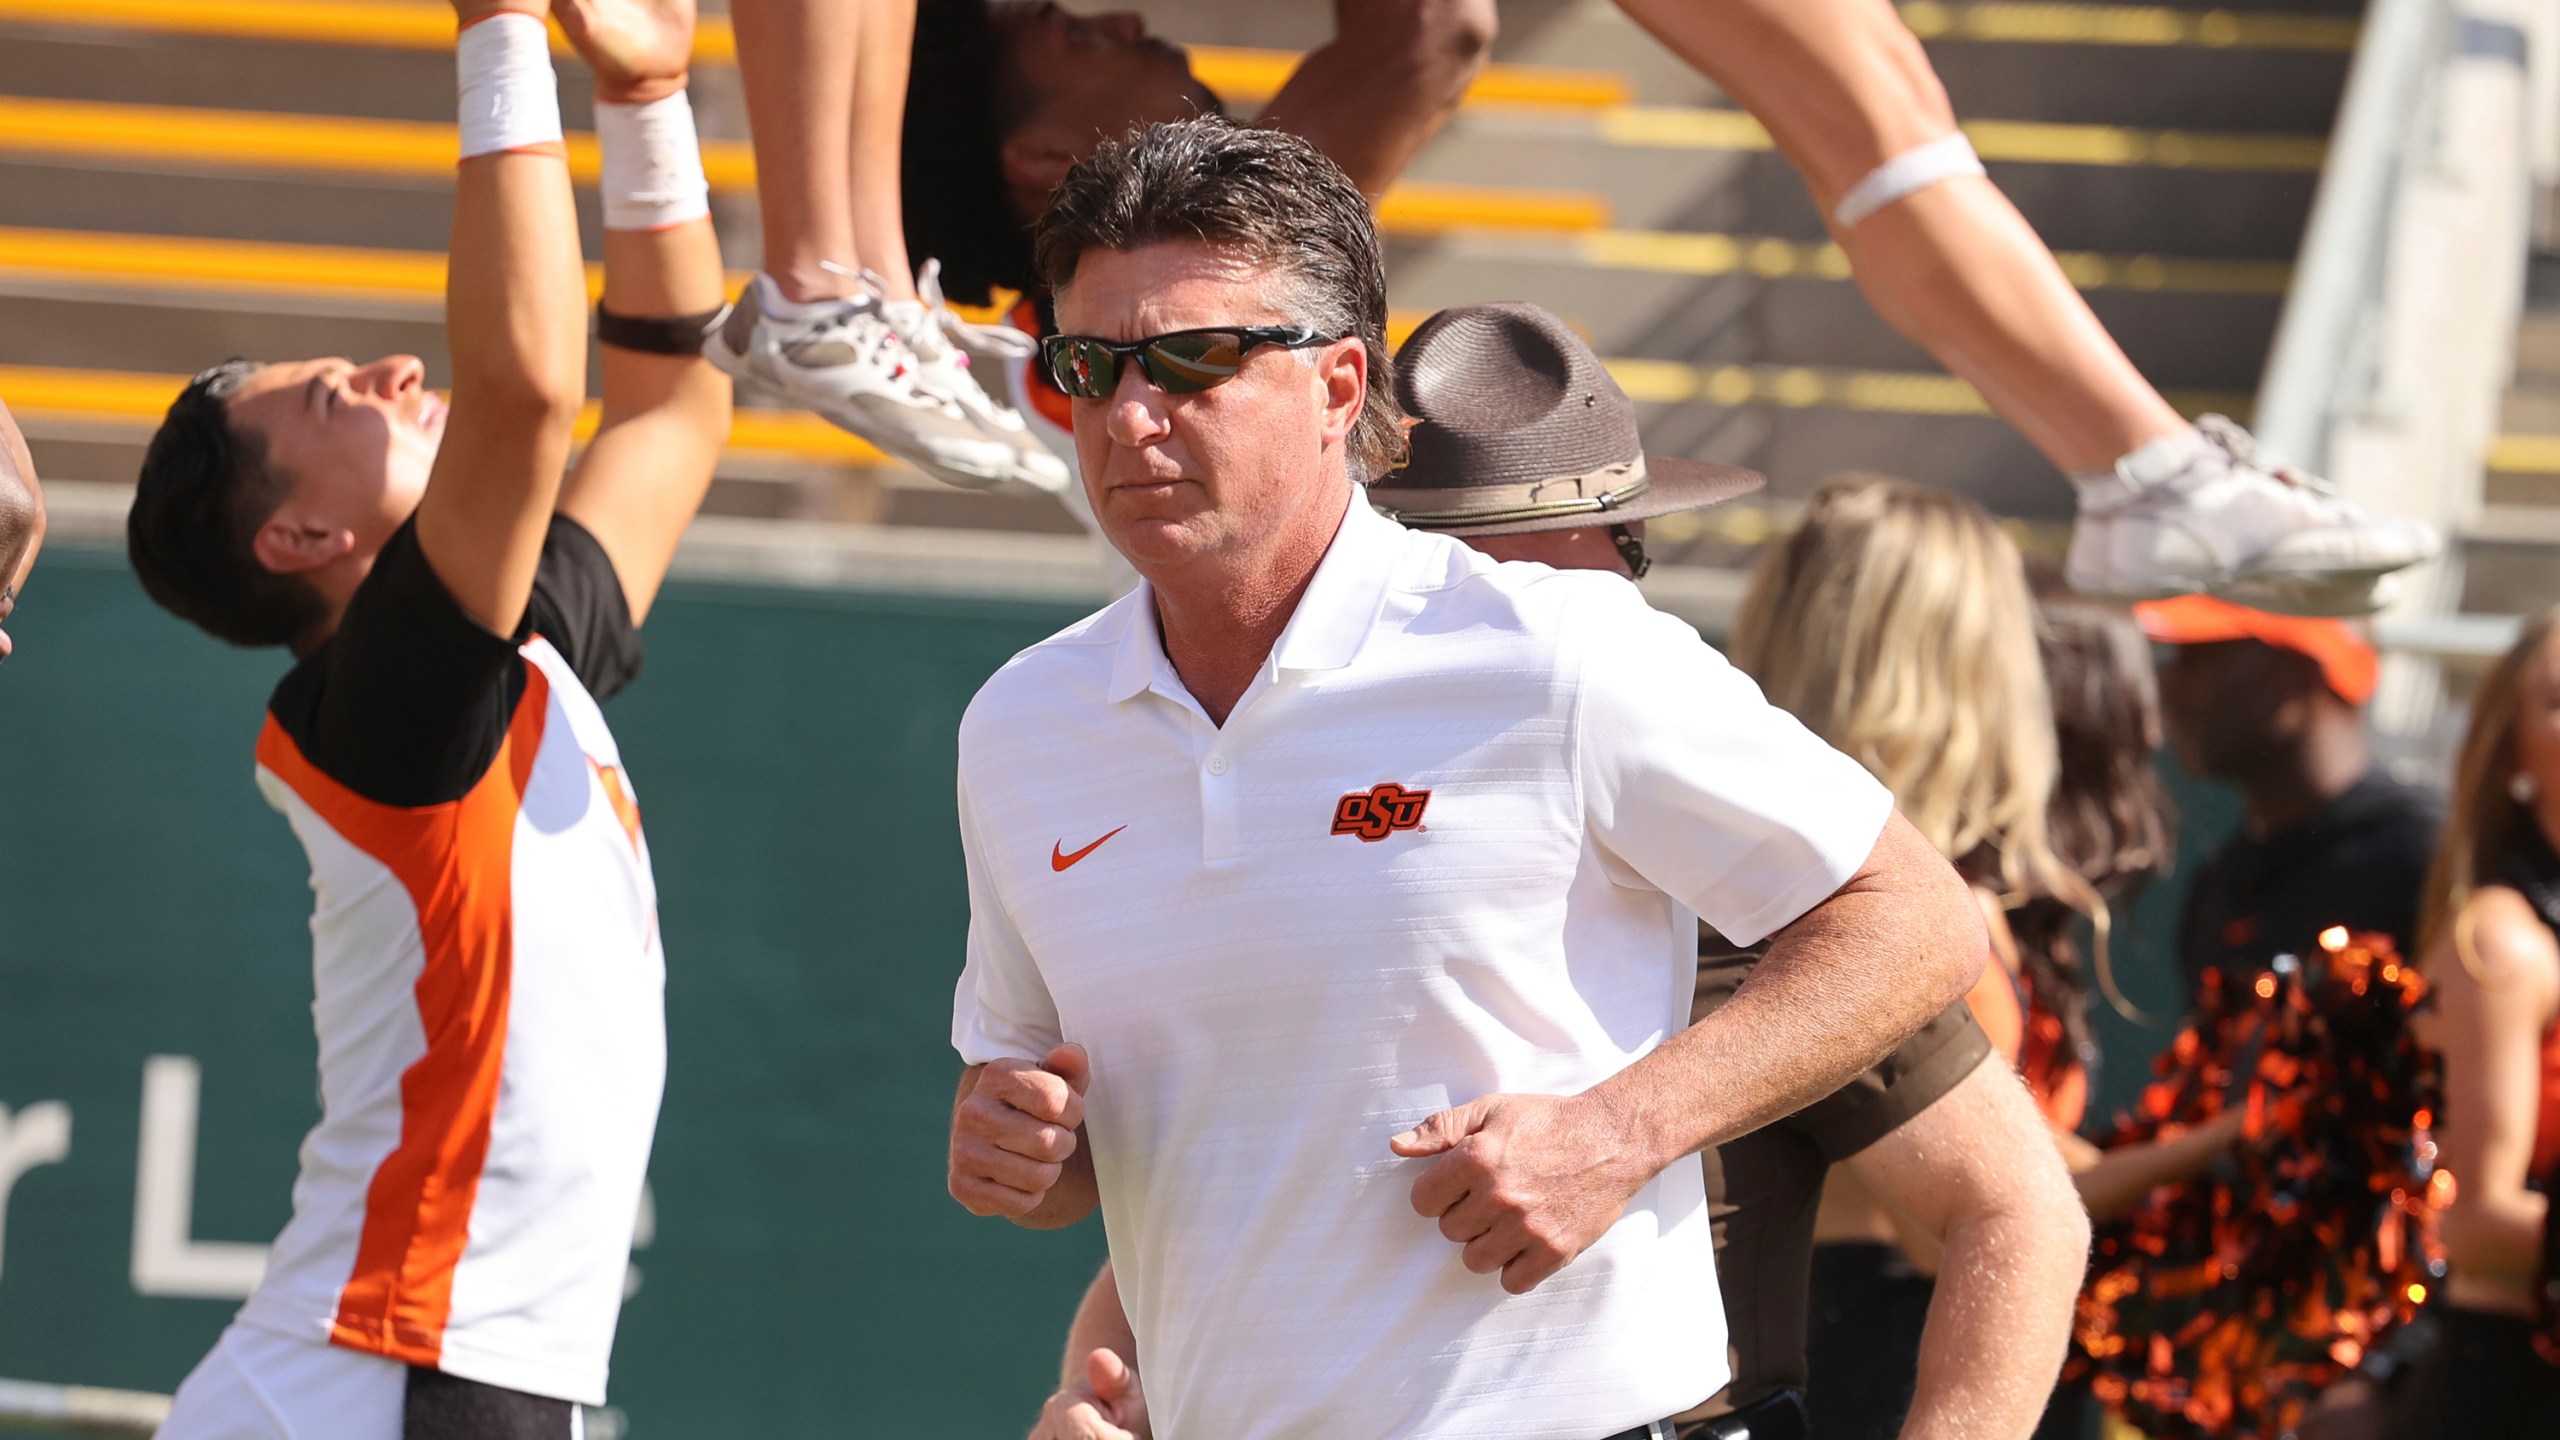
[{"x1": 229, "y1": 518, "x2": 664, "y2": 1407}]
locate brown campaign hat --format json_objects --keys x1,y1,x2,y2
[{"x1": 1367, "y1": 302, "x2": 1765, "y2": 535}]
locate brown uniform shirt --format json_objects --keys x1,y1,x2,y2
[{"x1": 1675, "y1": 932, "x2": 1993, "y2": 1426}]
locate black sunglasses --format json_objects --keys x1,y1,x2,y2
[{"x1": 1040, "y1": 326, "x2": 1340, "y2": 400}]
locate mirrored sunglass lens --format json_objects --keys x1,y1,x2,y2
[
  {"x1": 1054, "y1": 339, "x2": 1118, "y2": 398},
  {"x1": 1143, "y1": 333, "x2": 1249, "y2": 393}
]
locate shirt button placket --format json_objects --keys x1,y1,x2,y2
[{"x1": 1201, "y1": 748, "x2": 1239, "y2": 864}]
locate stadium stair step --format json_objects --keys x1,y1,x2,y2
[{"x1": 2460, "y1": 264, "x2": 2560, "y2": 617}]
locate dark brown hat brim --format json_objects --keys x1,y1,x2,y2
[{"x1": 1379, "y1": 455, "x2": 1766, "y2": 536}]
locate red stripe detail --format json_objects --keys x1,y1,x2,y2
[{"x1": 255, "y1": 661, "x2": 552, "y2": 1368}]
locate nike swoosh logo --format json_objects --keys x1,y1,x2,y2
[{"x1": 1051, "y1": 826, "x2": 1128, "y2": 872}]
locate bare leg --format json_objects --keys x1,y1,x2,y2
[
  {"x1": 1848, "y1": 182, "x2": 2185, "y2": 472},
  {"x1": 730, "y1": 0, "x2": 865, "y2": 302},
  {"x1": 1611, "y1": 0, "x2": 2184, "y2": 473},
  {"x1": 714, "y1": 0, "x2": 1064, "y2": 492},
  {"x1": 851, "y1": 0, "x2": 919, "y2": 300}
]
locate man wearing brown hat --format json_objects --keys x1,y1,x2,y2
[
  {"x1": 948, "y1": 121, "x2": 1989, "y2": 1440},
  {"x1": 1018, "y1": 300, "x2": 2084, "y2": 1440}
]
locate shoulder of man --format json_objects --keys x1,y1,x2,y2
[
  {"x1": 264, "y1": 519, "x2": 527, "y2": 807},
  {"x1": 1424, "y1": 548, "x2": 1697, "y2": 652},
  {"x1": 958, "y1": 589, "x2": 1147, "y2": 743},
  {"x1": 524, "y1": 515, "x2": 642, "y2": 701}
]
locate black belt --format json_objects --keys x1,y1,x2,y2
[
  {"x1": 1679, "y1": 1390, "x2": 1812, "y2": 1440},
  {"x1": 1601, "y1": 1424, "x2": 1676, "y2": 1440}
]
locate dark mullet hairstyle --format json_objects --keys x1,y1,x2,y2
[{"x1": 1031, "y1": 117, "x2": 1408, "y2": 481}]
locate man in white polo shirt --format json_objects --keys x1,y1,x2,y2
[{"x1": 946, "y1": 118, "x2": 1986, "y2": 1440}]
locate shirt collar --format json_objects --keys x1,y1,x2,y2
[
  {"x1": 1100, "y1": 487, "x2": 1407, "y2": 704},
  {"x1": 1104, "y1": 587, "x2": 1168, "y2": 704},
  {"x1": 1272, "y1": 489, "x2": 1406, "y2": 675}
]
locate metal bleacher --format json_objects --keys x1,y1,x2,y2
[{"x1": 0, "y1": 0, "x2": 2542, "y2": 635}]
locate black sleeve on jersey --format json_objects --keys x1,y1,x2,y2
[
  {"x1": 268, "y1": 519, "x2": 529, "y2": 808},
  {"x1": 523, "y1": 516, "x2": 644, "y2": 702}
]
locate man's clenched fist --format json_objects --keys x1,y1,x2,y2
[
  {"x1": 1390, "y1": 1091, "x2": 1659, "y2": 1295},
  {"x1": 950, "y1": 1044, "x2": 1093, "y2": 1223}
]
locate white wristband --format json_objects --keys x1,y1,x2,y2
[
  {"x1": 596, "y1": 91, "x2": 711, "y2": 232},
  {"x1": 456, "y1": 12, "x2": 563, "y2": 160},
  {"x1": 1831, "y1": 131, "x2": 1986, "y2": 230}
]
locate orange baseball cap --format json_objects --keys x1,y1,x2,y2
[{"x1": 2133, "y1": 595, "x2": 2380, "y2": 705}]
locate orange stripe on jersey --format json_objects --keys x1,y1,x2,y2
[
  {"x1": 590, "y1": 758, "x2": 642, "y2": 853},
  {"x1": 254, "y1": 661, "x2": 553, "y2": 1368}
]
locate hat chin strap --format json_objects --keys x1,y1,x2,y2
[
  {"x1": 1609, "y1": 524, "x2": 1652, "y2": 580},
  {"x1": 1368, "y1": 459, "x2": 1651, "y2": 530}
]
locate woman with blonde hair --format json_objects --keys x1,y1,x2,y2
[
  {"x1": 1732, "y1": 475, "x2": 2091, "y2": 1114},
  {"x1": 2412, "y1": 604, "x2": 2560, "y2": 1432},
  {"x1": 1730, "y1": 474, "x2": 2096, "y2": 1437}
]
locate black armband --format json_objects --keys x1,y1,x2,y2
[{"x1": 594, "y1": 301, "x2": 730, "y2": 356}]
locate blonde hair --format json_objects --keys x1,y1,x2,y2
[
  {"x1": 2418, "y1": 603, "x2": 2560, "y2": 958},
  {"x1": 1731, "y1": 474, "x2": 2080, "y2": 908}
]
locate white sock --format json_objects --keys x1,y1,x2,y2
[
  {"x1": 2073, "y1": 424, "x2": 2211, "y2": 510},
  {"x1": 755, "y1": 272, "x2": 865, "y2": 322}
]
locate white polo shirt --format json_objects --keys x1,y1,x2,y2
[{"x1": 951, "y1": 492, "x2": 1893, "y2": 1440}]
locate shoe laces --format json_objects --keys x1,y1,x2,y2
[
  {"x1": 837, "y1": 259, "x2": 971, "y2": 376},
  {"x1": 800, "y1": 304, "x2": 971, "y2": 420},
  {"x1": 2194, "y1": 414, "x2": 2339, "y2": 499},
  {"x1": 917, "y1": 257, "x2": 1037, "y2": 361}
]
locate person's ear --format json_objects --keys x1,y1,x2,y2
[
  {"x1": 1314, "y1": 338, "x2": 1366, "y2": 449},
  {"x1": 1000, "y1": 129, "x2": 1081, "y2": 208},
  {"x1": 251, "y1": 510, "x2": 357, "y2": 577}
]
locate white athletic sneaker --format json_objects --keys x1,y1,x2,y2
[
  {"x1": 705, "y1": 273, "x2": 1026, "y2": 489},
  {"x1": 917, "y1": 259, "x2": 1045, "y2": 391},
  {"x1": 884, "y1": 262, "x2": 1068, "y2": 495},
  {"x1": 2066, "y1": 415, "x2": 2439, "y2": 617}
]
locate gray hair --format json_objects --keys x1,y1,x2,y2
[{"x1": 1032, "y1": 117, "x2": 1407, "y2": 481}]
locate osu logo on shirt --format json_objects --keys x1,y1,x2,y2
[{"x1": 1332, "y1": 782, "x2": 1431, "y2": 842}]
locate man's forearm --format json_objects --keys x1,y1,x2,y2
[
  {"x1": 445, "y1": 10, "x2": 585, "y2": 418},
  {"x1": 414, "y1": 8, "x2": 588, "y2": 636},
  {"x1": 556, "y1": 22, "x2": 732, "y2": 624},
  {"x1": 598, "y1": 221, "x2": 727, "y2": 404},
  {"x1": 1062, "y1": 1262, "x2": 1139, "y2": 1387},
  {"x1": 1589, "y1": 811, "x2": 1983, "y2": 1166},
  {"x1": 568, "y1": 212, "x2": 732, "y2": 623},
  {"x1": 1903, "y1": 1181, "x2": 2087, "y2": 1440},
  {"x1": 1855, "y1": 1057, "x2": 2089, "y2": 1440}
]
